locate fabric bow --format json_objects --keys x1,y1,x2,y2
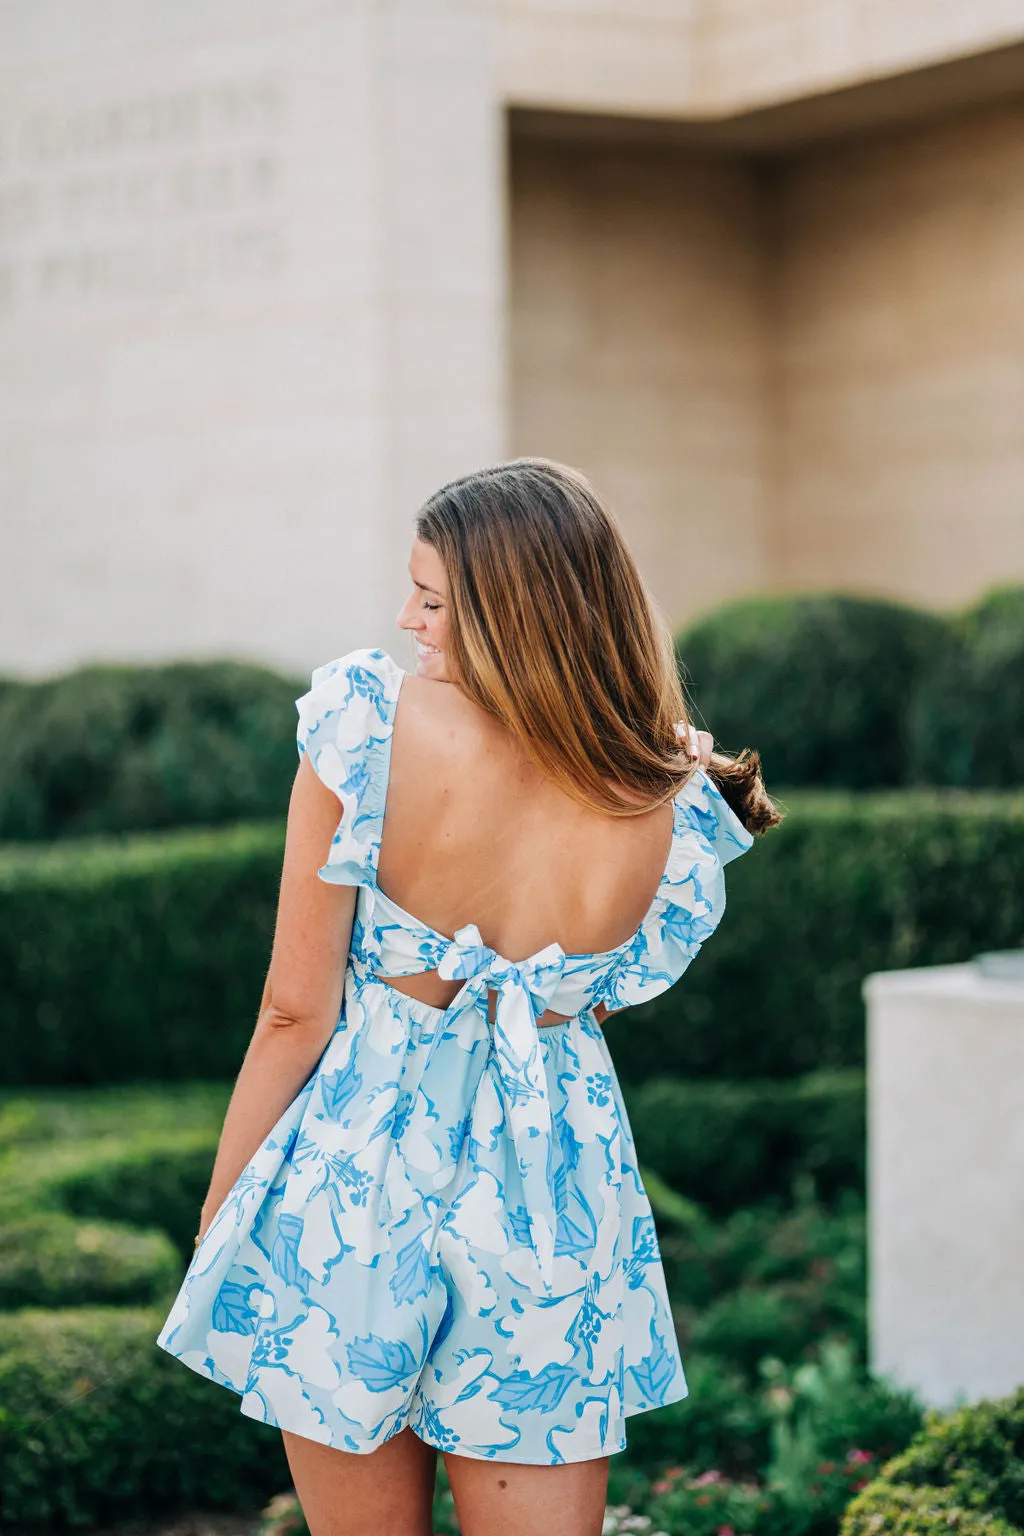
[{"x1": 436, "y1": 923, "x2": 567, "y2": 1295}]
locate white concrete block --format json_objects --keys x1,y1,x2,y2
[{"x1": 866, "y1": 961, "x2": 1024, "y2": 1408}]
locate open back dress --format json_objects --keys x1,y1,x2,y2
[{"x1": 157, "y1": 647, "x2": 754, "y2": 1466}]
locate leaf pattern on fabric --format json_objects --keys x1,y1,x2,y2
[
  {"x1": 389, "y1": 1228, "x2": 433, "y2": 1305},
  {"x1": 346, "y1": 1331, "x2": 421, "y2": 1391},
  {"x1": 490, "y1": 1361, "x2": 577, "y2": 1412},
  {"x1": 156, "y1": 646, "x2": 753, "y2": 1466},
  {"x1": 212, "y1": 1281, "x2": 259, "y2": 1336}
]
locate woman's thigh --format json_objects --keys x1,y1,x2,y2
[
  {"x1": 282, "y1": 1426, "x2": 437, "y2": 1536},
  {"x1": 443, "y1": 1448, "x2": 609, "y2": 1536}
]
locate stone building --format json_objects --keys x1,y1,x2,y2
[{"x1": 1, "y1": 1, "x2": 1023, "y2": 676}]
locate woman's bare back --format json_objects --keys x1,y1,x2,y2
[{"x1": 376, "y1": 673, "x2": 675, "y2": 1018}]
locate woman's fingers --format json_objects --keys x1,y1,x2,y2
[{"x1": 676, "y1": 722, "x2": 715, "y2": 769}]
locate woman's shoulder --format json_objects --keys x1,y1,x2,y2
[{"x1": 305, "y1": 646, "x2": 405, "y2": 702}]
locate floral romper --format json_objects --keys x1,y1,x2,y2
[{"x1": 157, "y1": 647, "x2": 753, "y2": 1465}]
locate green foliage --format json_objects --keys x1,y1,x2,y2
[
  {"x1": 606, "y1": 1338, "x2": 924, "y2": 1536},
  {"x1": 676, "y1": 593, "x2": 950, "y2": 789},
  {"x1": 663, "y1": 1193, "x2": 868, "y2": 1380},
  {"x1": 0, "y1": 1080, "x2": 230, "y2": 1149},
  {"x1": 842, "y1": 1483, "x2": 1021, "y2": 1535},
  {"x1": 760, "y1": 1339, "x2": 923, "y2": 1534},
  {"x1": 4, "y1": 792, "x2": 1023, "y2": 1088},
  {"x1": 840, "y1": 1387, "x2": 1024, "y2": 1534},
  {"x1": 0, "y1": 1213, "x2": 180, "y2": 1310},
  {"x1": 0, "y1": 1128, "x2": 219, "y2": 1264},
  {"x1": 626, "y1": 1070, "x2": 864, "y2": 1211},
  {"x1": 0, "y1": 1305, "x2": 288, "y2": 1527},
  {"x1": 0, "y1": 659, "x2": 303, "y2": 842},
  {"x1": 606, "y1": 789, "x2": 1024, "y2": 1081},
  {"x1": 0, "y1": 821, "x2": 282, "y2": 1086},
  {"x1": 873, "y1": 1388, "x2": 1024, "y2": 1527},
  {"x1": 623, "y1": 1352, "x2": 774, "y2": 1480},
  {"x1": 909, "y1": 585, "x2": 1024, "y2": 789}
]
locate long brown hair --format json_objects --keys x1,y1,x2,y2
[{"x1": 415, "y1": 458, "x2": 781, "y2": 835}]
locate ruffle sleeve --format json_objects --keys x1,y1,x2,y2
[
  {"x1": 294, "y1": 647, "x2": 405, "y2": 887},
  {"x1": 599, "y1": 769, "x2": 754, "y2": 1012}
]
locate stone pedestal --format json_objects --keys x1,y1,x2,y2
[{"x1": 865, "y1": 961, "x2": 1024, "y2": 1408}]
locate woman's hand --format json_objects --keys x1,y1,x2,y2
[{"x1": 676, "y1": 722, "x2": 714, "y2": 770}]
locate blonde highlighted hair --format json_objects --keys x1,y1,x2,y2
[{"x1": 415, "y1": 458, "x2": 781, "y2": 835}]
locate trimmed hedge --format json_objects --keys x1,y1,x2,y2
[
  {"x1": 676, "y1": 593, "x2": 950, "y2": 789},
  {"x1": 0, "y1": 1129, "x2": 220, "y2": 1264},
  {"x1": 841, "y1": 1386, "x2": 1024, "y2": 1535},
  {"x1": 0, "y1": 822, "x2": 282, "y2": 1085},
  {"x1": 0, "y1": 1080, "x2": 230, "y2": 1150},
  {"x1": 0, "y1": 1213, "x2": 180, "y2": 1309},
  {"x1": 0, "y1": 1306, "x2": 288, "y2": 1527},
  {"x1": 607, "y1": 789, "x2": 1024, "y2": 1082},
  {"x1": 0, "y1": 659, "x2": 303, "y2": 842},
  {"x1": 909, "y1": 585, "x2": 1024, "y2": 789},
  {"x1": 624, "y1": 1069, "x2": 864, "y2": 1212},
  {"x1": 3, "y1": 793, "x2": 1023, "y2": 1086},
  {"x1": 0, "y1": 1073, "x2": 860, "y2": 1276}
]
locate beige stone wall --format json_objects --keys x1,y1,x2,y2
[
  {"x1": 0, "y1": 0, "x2": 505, "y2": 677},
  {"x1": 501, "y1": 0, "x2": 1024, "y2": 120},
  {"x1": 511, "y1": 96, "x2": 1024, "y2": 625},
  {"x1": 510, "y1": 134, "x2": 770, "y2": 632},
  {"x1": 773, "y1": 98, "x2": 1024, "y2": 609}
]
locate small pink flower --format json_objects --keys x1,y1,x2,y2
[
  {"x1": 663, "y1": 1466, "x2": 686, "y2": 1480},
  {"x1": 652, "y1": 1480, "x2": 672, "y2": 1494},
  {"x1": 846, "y1": 1448, "x2": 875, "y2": 1464},
  {"x1": 816, "y1": 1461, "x2": 836, "y2": 1474},
  {"x1": 691, "y1": 1470, "x2": 724, "y2": 1486},
  {"x1": 696, "y1": 1494, "x2": 711, "y2": 1506},
  {"x1": 717, "y1": 1527, "x2": 737, "y2": 1536}
]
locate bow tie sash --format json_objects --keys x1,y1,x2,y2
[{"x1": 436, "y1": 924, "x2": 567, "y2": 1295}]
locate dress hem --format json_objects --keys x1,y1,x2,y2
[{"x1": 155, "y1": 1332, "x2": 689, "y2": 1467}]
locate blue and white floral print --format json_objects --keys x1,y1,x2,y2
[{"x1": 157, "y1": 648, "x2": 753, "y2": 1464}]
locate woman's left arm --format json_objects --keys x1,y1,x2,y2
[{"x1": 195, "y1": 754, "x2": 357, "y2": 1241}]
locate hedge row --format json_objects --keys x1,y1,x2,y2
[
  {"x1": 2, "y1": 793, "x2": 1022, "y2": 1087},
  {"x1": 1, "y1": 587, "x2": 1020, "y2": 852},
  {"x1": 0, "y1": 659, "x2": 303, "y2": 842},
  {"x1": 678, "y1": 584, "x2": 1024, "y2": 789},
  {"x1": 0, "y1": 1128, "x2": 221, "y2": 1265},
  {"x1": 0, "y1": 1306, "x2": 288, "y2": 1527},
  {"x1": 624, "y1": 1070, "x2": 864, "y2": 1213},
  {"x1": 0, "y1": 1072, "x2": 863, "y2": 1265},
  {"x1": 0, "y1": 1213, "x2": 179, "y2": 1309},
  {"x1": 607, "y1": 789, "x2": 1024, "y2": 1082},
  {"x1": 0, "y1": 823, "x2": 282, "y2": 1085}
]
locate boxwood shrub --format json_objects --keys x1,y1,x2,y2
[
  {"x1": 0, "y1": 1212, "x2": 180, "y2": 1309},
  {"x1": 0, "y1": 822, "x2": 282, "y2": 1086},
  {"x1": 0, "y1": 660, "x2": 303, "y2": 842},
  {"x1": 606, "y1": 789, "x2": 1024, "y2": 1082},
  {"x1": 841, "y1": 1386, "x2": 1024, "y2": 1535},
  {"x1": 0, "y1": 1306, "x2": 288, "y2": 1527},
  {"x1": 2, "y1": 793, "x2": 1022, "y2": 1086},
  {"x1": 0, "y1": 1129, "x2": 220, "y2": 1264},
  {"x1": 675, "y1": 593, "x2": 950, "y2": 789},
  {"x1": 909, "y1": 585, "x2": 1024, "y2": 789},
  {"x1": 623, "y1": 1069, "x2": 864, "y2": 1211}
]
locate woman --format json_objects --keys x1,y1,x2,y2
[{"x1": 157, "y1": 458, "x2": 781, "y2": 1536}]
